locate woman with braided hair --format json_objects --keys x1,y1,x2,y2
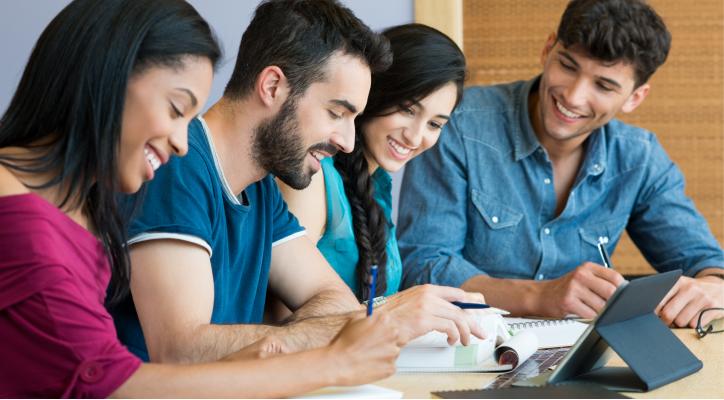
[{"x1": 277, "y1": 23, "x2": 488, "y2": 345}]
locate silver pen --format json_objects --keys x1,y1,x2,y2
[{"x1": 596, "y1": 236, "x2": 613, "y2": 269}]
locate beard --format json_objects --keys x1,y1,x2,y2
[{"x1": 252, "y1": 97, "x2": 337, "y2": 190}]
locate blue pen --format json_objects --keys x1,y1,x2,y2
[
  {"x1": 366, "y1": 265, "x2": 378, "y2": 316},
  {"x1": 451, "y1": 301, "x2": 491, "y2": 309}
]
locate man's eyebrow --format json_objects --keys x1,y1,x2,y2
[
  {"x1": 329, "y1": 99, "x2": 357, "y2": 114},
  {"x1": 175, "y1": 88, "x2": 198, "y2": 107}
]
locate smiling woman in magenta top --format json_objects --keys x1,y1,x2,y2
[{"x1": 0, "y1": 0, "x2": 404, "y2": 398}]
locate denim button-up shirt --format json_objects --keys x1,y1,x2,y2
[{"x1": 398, "y1": 77, "x2": 724, "y2": 288}]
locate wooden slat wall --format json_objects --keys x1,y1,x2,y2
[{"x1": 417, "y1": 0, "x2": 724, "y2": 275}]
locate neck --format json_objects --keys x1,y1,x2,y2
[
  {"x1": 362, "y1": 146, "x2": 379, "y2": 175},
  {"x1": 365, "y1": 155, "x2": 379, "y2": 175},
  {"x1": 203, "y1": 97, "x2": 268, "y2": 194}
]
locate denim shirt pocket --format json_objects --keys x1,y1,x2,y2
[
  {"x1": 469, "y1": 189, "x2": 524, "y2": 267},
  {"x1": 577, "y1": 216, "x2": 628, "y2": 264},
  {"x1": 471, "y1": 190, "x2": 523, "y2": 229}
]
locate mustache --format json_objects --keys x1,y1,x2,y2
[{"x1": 308, "y1": 142, "x2": 338, "y2": 158}]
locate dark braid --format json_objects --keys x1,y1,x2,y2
[
  {"x1": 335, "y1": 140, "x2": 388, "y2": 300},
  {"x1": 334, "y1": 23, "x2": 465, "y2": 301}
]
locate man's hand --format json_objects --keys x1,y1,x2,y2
[
  {"x1": 656, "y1": 274, "x2": 724, "y2": 328},
  {"x1": 377, "y1": 284, "x2": 488, "y2": 346},
  {"x1": 539, "y1": 262, "x2": 625, "y2": 318},
  {"x1": 325, "y1": 313, "x2": 401, "y2": 386}
]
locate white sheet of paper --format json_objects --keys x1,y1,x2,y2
[{"x1": 293, "y1": 384, "x2": 403, "y2": 399}]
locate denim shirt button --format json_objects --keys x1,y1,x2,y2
[
  {"x1": 544, "y1": 178, "x2": 551, "y2": 185},
  {"x1": 492, "y1": 216, "x2": 499, "y2": 224},
  {"x1": 537, "y1": 274, "x2": 544, "y2": 280},
  {"x1": 543, "y1": 228, "x2": 551, "y2": 235}
]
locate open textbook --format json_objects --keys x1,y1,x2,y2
[{"x1": 396, "y1": 314, "x2": 538, "y2": 372}]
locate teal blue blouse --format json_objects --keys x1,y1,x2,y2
[{"x1": 317, "y1": 157, "x2": 402, "y2": 297}]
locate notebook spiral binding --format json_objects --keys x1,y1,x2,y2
[{"x1": 508, "y1": 319, "x2": 577, "y2": 330}]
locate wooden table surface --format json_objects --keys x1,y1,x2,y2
[{"x1": 374, "y1": 329, "x2": 724, "y2": 398}]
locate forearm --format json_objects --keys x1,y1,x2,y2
[
  {"x1": 461, "y1": 274, "x2": 544, "y2": 317},
  {"x1": 157, "y1": 323, "x2": 287, "y2": 363},
  {"x1": 159, "y1": 297, "x2": 360, "y2": 363},
  {"x1": 288, "y1": 287, "x2": 361, "y2": 322},
  {"x1": 114, "y1": 348, "x2": 338, "y2": 398},
  {"x1": 282, "y1": 311, "x2": 361, "y2": 351}
]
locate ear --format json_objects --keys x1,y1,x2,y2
[
  {"x1": 621, "y1": 83, "x2": 649, "y2": 113},
  {"x1": 255, "y1": 66, "x2": 289, "y2": 108},
  {"x1": 541, "y1": 33, "x2": 557, "y2": 66}
]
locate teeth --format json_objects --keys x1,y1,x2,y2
[
  {"x1": 388, "y1": 139, "x2": 411, "y2": 155},
  {"x1": 310, "y1": 151, "x2": 324, "y2": 161},
  {"x1": 555, "y1": 99, "x2": 583, "y2": 119},
  {"x1": 144, "y1": 147, "x2": 161, "y2": 171}
]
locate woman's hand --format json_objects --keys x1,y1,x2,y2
[{"x1": 377, "y1": 284, "x2": 487, "y2": 345}]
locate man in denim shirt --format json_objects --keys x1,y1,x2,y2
[{"x1": 398, "y1": 0, "x2": 724, "y2": 328}]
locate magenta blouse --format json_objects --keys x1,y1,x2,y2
[{"x1": 0, "y1": 193, "x2": 141, "y2": 398}]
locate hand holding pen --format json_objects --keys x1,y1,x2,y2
[{"x1": 535, "y1": 236, "x2": 625, "y2": 319}]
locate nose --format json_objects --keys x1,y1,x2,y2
[
  {"x1": 330, "y1": 119, "x2": 355, "y2": 154},
  {"x1": 564, "y1": 77, "x2": 588, "y2": 107},
  {"x1": 169, "y1": 125, "x2": 189, "y2": 157},
  {"x1": 402, "y1": 119, "x2": 425, "y2": 148}
]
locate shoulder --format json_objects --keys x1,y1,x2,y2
[
  {"x1": 276, "y1": 168, "x2": 327, "y2": 241},
  {"x1": 0, "y1": 194, "x2": 76, "y2": 278},
  {"x1": 605, "y1": 119, "x2": 662, "y2": 158},
  {"x1": 0, "y1": 164, "x2": 30, "y2": 197},
  {"x1": 139, "y1": 119, "x2": 219, "y2": 203},
  {"x1": 604, "y1": 119, "x2": 671, "y2": 175},
  {"x1": 443, "y1": 80, "x2": 528, "y2": 147},
  {"x1": 455, "y1": 80, "x2": 526, "y2": 117}
]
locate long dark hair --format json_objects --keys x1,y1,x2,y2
[
  {"x1": 334, "y1": 23, "x2": 466, "y2": 300},
  {"x1": 0, "y1": 0, "x2": 221, "y2": 304}
]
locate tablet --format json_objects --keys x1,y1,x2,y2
[{"x1": 517, "y1": 269, "x2": 701, "y2": 392}]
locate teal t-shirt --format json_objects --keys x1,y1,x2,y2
[
  {"x1": 111, "y1": 117, "x2": 304, "y2": 361},
  {"x1": 316, "y1": 157, "x2": 402, "y2": 297}
]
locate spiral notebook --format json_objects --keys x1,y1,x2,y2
[{"x1": 504, "y1": 317, "x2": 588, "y2": 349}]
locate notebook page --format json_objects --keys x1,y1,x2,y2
[{"x1": 503, "y1": 317, "x2": 588, "y2": 349}]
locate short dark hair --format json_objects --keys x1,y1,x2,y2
[
  {"x1": 556, "y1": 0, "x2": 671, "y2": 87},
  {"x1": 0, "y1": 0, "x2": 221, "y2": 305},
  {"x1": 224, "y1": 0, "x2": 392, "y2": 99},
  {"x1": 334, "y1": 23, "x2": 466, "y2": 300}
]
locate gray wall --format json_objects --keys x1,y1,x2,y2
[{"x1": 0, "y1": 0, "x2": 413, "y2": 219}]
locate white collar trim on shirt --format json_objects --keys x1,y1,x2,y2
[{"x1": 197, "y1": 116, "x2": 244, "y2": 206}]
